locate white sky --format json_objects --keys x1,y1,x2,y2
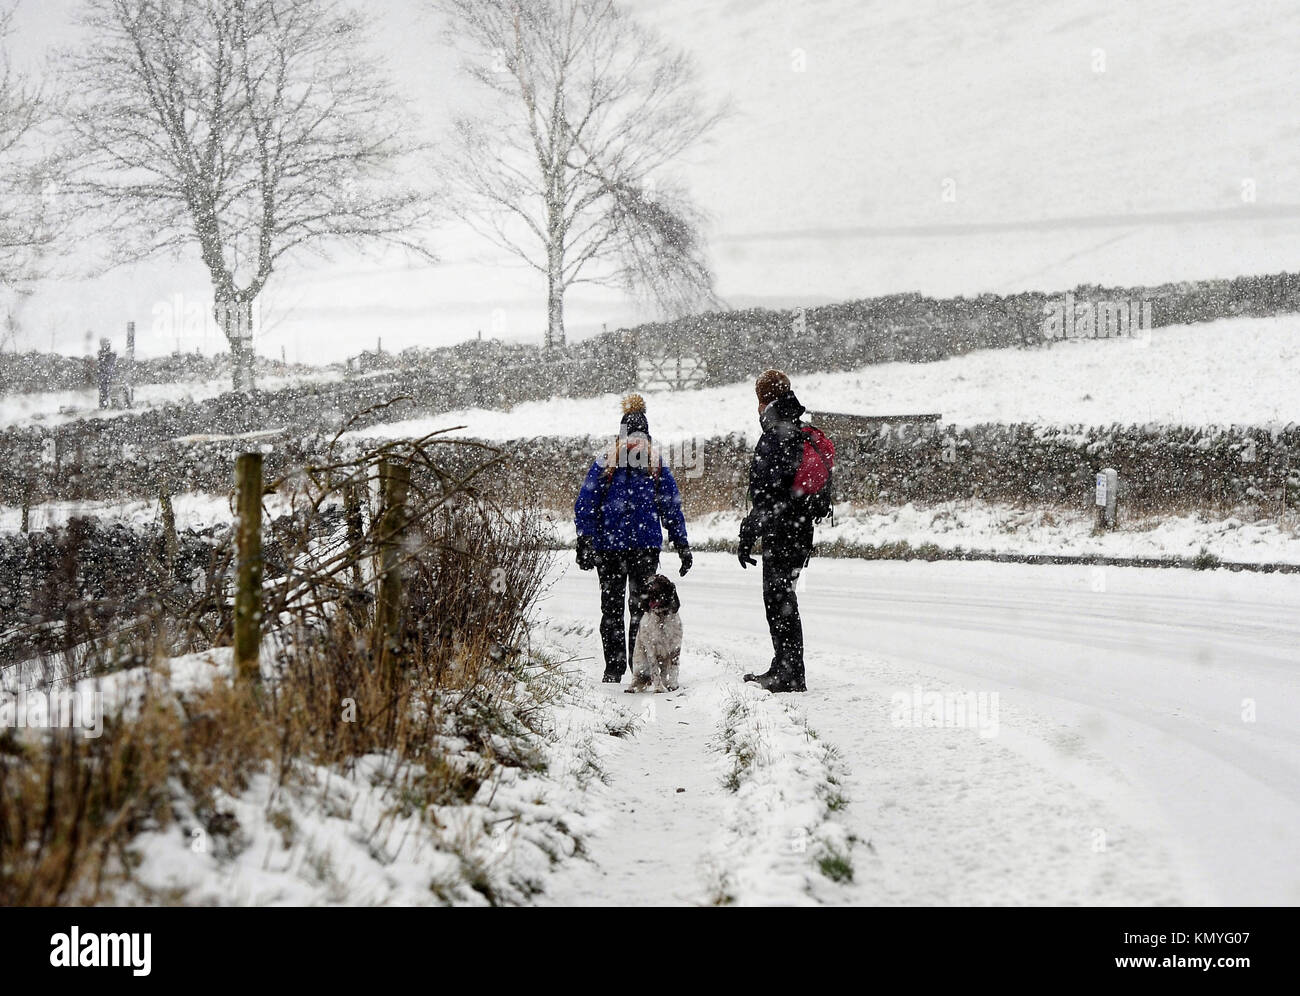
[{"x1": 6, "y1": 0, "x2": 1300, "y2": 363}]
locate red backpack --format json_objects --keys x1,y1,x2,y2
[{"x1": 792, "y1": 426, "x2": 835, "y2": 518}]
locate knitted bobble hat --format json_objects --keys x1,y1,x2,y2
[{"x1": 620, "y1": 393, "x2": 649, "y2": 436}]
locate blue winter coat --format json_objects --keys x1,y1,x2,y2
[{"x1": 574, "y1": 442, "x2": 689, "y2": 552}]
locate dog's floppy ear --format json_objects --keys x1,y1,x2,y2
[{"x1": 668, "y1": 580, "x2": 680, "y2": 614}]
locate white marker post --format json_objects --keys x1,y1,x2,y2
[{"x1": 1095, "y1": 467, "x2": 1118, "y2": 529}]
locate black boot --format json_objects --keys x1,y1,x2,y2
[
  {"x1": 754, "y1": 669, "x2": 794, "y2": 692},
  {"x1": 602, "y1": 670, "x2": 623, "y2": 683},
  {"x1": 748, "y1": 664, "x2": 806, "y2": 693}
]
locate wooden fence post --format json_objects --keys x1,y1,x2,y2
[
  {"x1": 160, "y1": 476, "x2": 179, "y2": 578},
  {"x1": 233, "y1": 452, "x2": 264, "y2": 683},
  {"x1": 1281, "y1": 451, "x2": 1291, "y2": 528},
  {"x1": 373, "y1": 459, "x2": 412, "y2": 673},
  {"x1": 343, "y1": 477, "x2": 364, "y2": 589}
]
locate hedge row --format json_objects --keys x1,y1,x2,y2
[
  {"x1": 3, "y1": 414, "x2": 1296, "y2": 521},
  {"x1": 350, "y1": 271, "x2": 1300, "y2": 392},
  {"x1": 16, "y1": 266, "x2": 1293, "y2": 402},
  {"x1": 459, "y1": 422, "x2": 1300, "y2": 521},
  {"x1": 583, "y1": 270, "x2": 1300, "y2": 385}
]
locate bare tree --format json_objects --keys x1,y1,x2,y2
[
  {"x1": 438, "y1": 0, "x2": 724, "y2": 348},
  {"x1": 0, "y1": 3, "x2": 58, "y2": 295},
  {"x1": 62, "y1": 0, "x2": 436, "y2": 390}
]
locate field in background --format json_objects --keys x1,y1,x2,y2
[{"x1": 354, "y1": 315, "x2": 1300, "y2": 440}]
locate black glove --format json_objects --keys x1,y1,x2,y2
[
  {"x1": 677, "y1": 546, "x2": 693, "y2": 576},
  {"x1": 738, "y1": 515, "x2": 758, "y2": 569},
  {"x1": 737, "y1": 540, "x2": 757, "y2": 569},
  {"x1": 576, "y1": 535, "x2": 597, "y2": 571}
]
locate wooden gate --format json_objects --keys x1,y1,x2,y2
[{"x1": 636, "y1": 352, "x2": 708, "y2": 391}]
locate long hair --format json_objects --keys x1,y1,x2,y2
[{"x1": 600, "y1": 430, "x2": 663, "y2": 479}]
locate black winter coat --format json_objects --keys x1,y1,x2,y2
[{"x1": 742, "y1": 393, "x2": 814, "y2": 552}]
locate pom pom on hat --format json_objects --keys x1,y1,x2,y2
[{"x1": 619, "y1": 393, "x2": 649, "y2": 436}]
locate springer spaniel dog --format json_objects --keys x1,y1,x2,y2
[{"x1": 626, "y1": 574, "x2": 682, "y2": 693}]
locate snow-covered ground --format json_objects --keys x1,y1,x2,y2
[
  {"x1": 0, "y1": 492, "x2": 277, "y2": 534},
  {"x1": 15, "y1": 549, "x2": 1296, "y2": 905},
  {"x1": 538, "y1": 500, "x2": 1300, "y2": 567},
  {"x1": 681, "y1": 502, "x2": 1300, "y2": 566},
  {"x1": 535, "y1": 620, "x2": 855, "y2": 906},
  {"x1": 534, "y1": 553, "x2": 1300, "y2": 905},
  {"x1": 0, "y1": 370, "x2": 342, "y2": 429},
  {"x1": 12, "y1": 644, "x2": 635, "y2": 906},
  {"x1": 348, "y1": 316, "x2": 1300, "y2": 443}
]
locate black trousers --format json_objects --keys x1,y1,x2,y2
[
  {"x1": 762, "y1": 538, "x2": 809, "y2": 682},
  {"x1": 595, "y1": 548, "x2": 661, "y2": 676}
]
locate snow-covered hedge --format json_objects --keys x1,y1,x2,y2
[
  {"x1": 454, "y1": 422, "x2": 1300, "y2": 520},
  {"x1": 3, "y1": 410, "x2": 1296, "y2": 523}
]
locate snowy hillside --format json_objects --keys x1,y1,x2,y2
[
  {"x1": 11, "y1": 0, "x2": 1300, "y2": 357},
  {"x1": 351, "y1": 315, "x2": 1300, "y2": 443},
  {"x1": 0, "y1": 369, "x2": 342, "y2": 429}
]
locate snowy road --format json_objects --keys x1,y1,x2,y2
[{"x1": 535, "y1": 554, "x2": 1300, "y2": 906}]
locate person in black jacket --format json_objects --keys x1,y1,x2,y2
[{"x1": 738, "y1": 369, "x2": 812, "y2": 692}]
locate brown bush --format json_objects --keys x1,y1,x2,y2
[{"x1": 0, "y1": 433, "x2": 556, "y2": 905}]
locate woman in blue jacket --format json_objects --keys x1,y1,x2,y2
[{"x1": 574, "y1": 395, "x2": 692, "y2": 683}]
